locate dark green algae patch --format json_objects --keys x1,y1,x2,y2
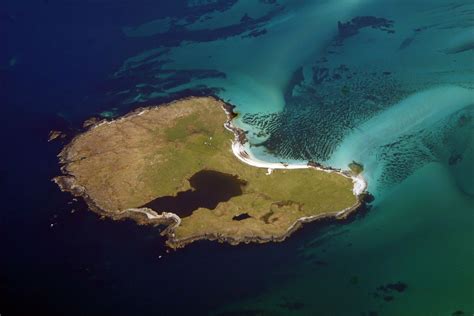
[{"x1": 349, "y1": 161, "x2": 364, "y2": 175}]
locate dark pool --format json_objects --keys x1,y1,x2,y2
[{"x1": 142, "y1": 169, "x2": 247, "y2": 217}]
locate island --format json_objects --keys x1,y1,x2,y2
[{"x1": 54, "y1": 97, "x2": 366, "y2": 248}]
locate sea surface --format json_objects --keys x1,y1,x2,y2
[{"x1": 1, "y1": 0, "x2": 473, "y2": 315}]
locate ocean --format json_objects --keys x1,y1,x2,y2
[{"x1": 1, "y1": 0, "x2": 473, "y2": 315}]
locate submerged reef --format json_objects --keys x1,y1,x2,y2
[
  {"x1": 242, "y1": 64, "x2": 407, "y2": 163},
  {"x1": 337, "y1": 16, "x2": 395, "y2": 42},
  {"x1": 373, "y1": 281, "x2": 408, "y2": 302}
]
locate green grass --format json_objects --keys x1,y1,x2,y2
[{"x1": 135, "y1": 102, "x2": 357, "y2": 243}]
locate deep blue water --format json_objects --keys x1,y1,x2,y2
[{"x1": 2, "y1": 1, "x2": 473, "y2": 315}]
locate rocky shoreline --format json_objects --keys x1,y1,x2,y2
[
  {"x1": 54, "y1": 96, "x2": 369, "y2": 249},
  {"x1": 167, "y1": 101, "x2": 369, "y2": 248},
  {"x1": 165, "y1": 197, "x2": 369, "y2": 249}
]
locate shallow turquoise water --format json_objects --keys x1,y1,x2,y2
[{"x1": 109, "y1": 1, "x2": 474, "y2": 314}]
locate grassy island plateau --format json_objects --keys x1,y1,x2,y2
[{"x1": 54, "y1": 97, "x2": 366, "y2": 248}]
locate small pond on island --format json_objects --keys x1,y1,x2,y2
[{"x1": 142, "y1": 169, "x2": 247, "y2": 218}]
